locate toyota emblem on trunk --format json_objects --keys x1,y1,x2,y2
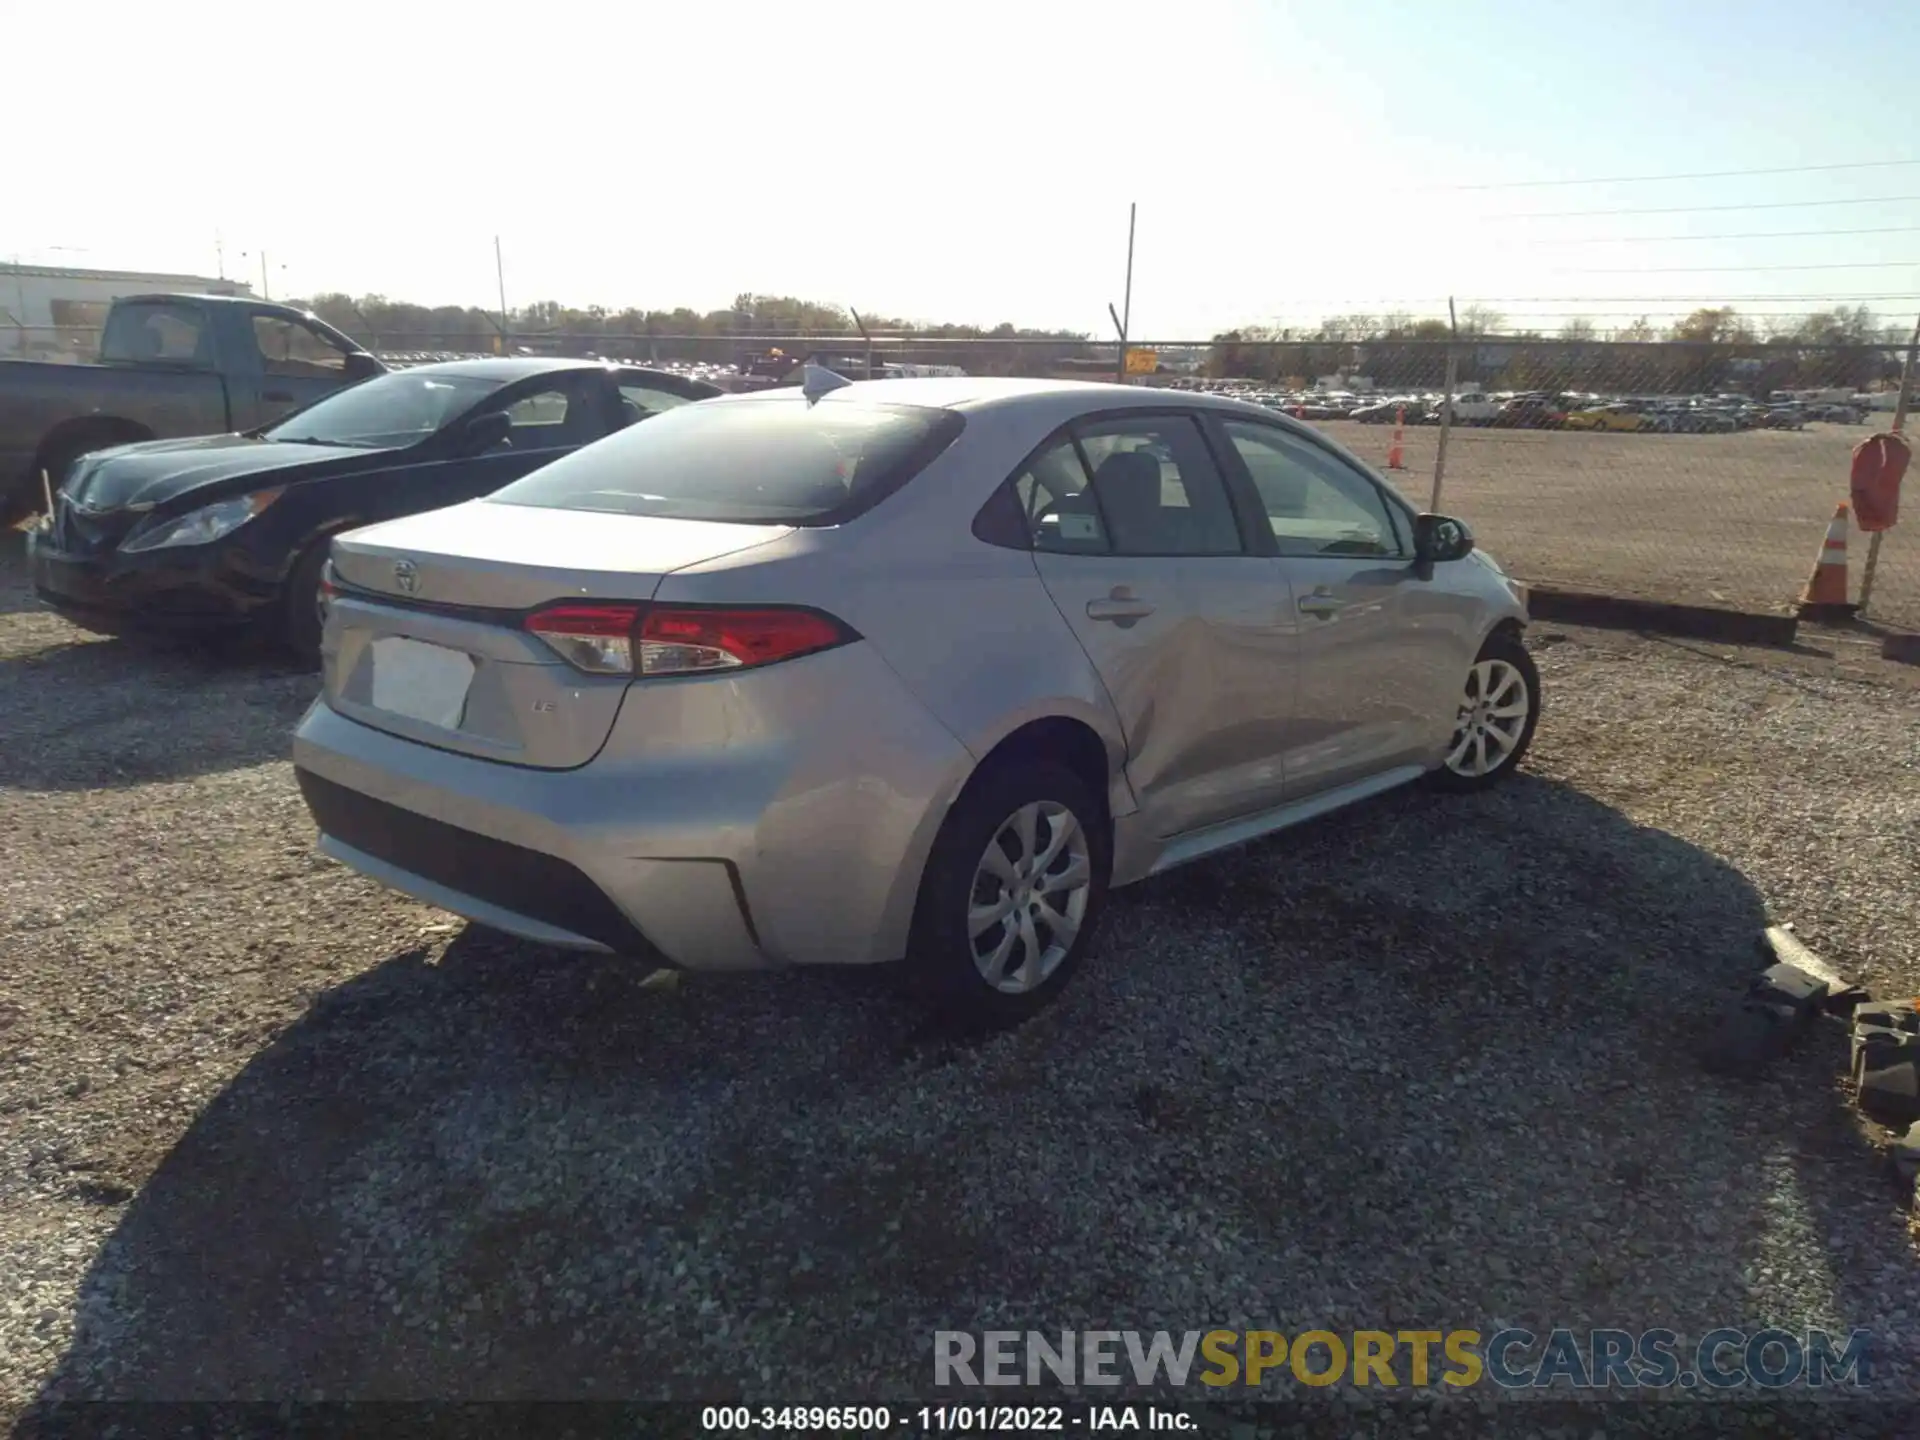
[{"x1": 392, "y1": 559, "x2": 419, "y2": 595}]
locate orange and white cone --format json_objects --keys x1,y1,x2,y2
[
  {"x1": 1386, "y1": 407, "x2": 1406, "y2": 469},
  {"x1": 1797, "y1": 502, "x2": 1855, "y2": 620}
]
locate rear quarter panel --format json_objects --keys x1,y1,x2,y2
[
  {"x1": 656, "y1": 405, "x2": 1137, "y2": 961},
  {"x1": 658, "y1": 405, "x2": 1132, "y2": 805}
]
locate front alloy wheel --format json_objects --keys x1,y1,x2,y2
[
  {"x1": 968, "y1": 801, "x2": 1092, "y2": 994},
  {"x1": 1447, "y1": 659, "x2": 1530, "y2": 778},
  {"x1": 1431, "y1": 633, "x2": 1540, "y2": 792}
]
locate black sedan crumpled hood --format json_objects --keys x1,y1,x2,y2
[{"x1": 64, "y1": 434, "x2": 386, "y2": 512}]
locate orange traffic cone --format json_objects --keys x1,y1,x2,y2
[
  {"x1": 1797, "y1": 502, "x2": 1856, "y2": 620},
  {"x1": 1386, "y1": 407, "x2": 1406, "y2": 470}
]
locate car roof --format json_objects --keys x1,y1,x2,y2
[
  {"x1": 382, "y1": 356, "x2": 653, "y2": 381},
  {"x1": 722, "y1": 374, "x2": 1310, "y2": 426}
]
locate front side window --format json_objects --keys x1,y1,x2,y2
[
  {"x1": 1222, "y1": 420, "x2": 1406, "y2": 559},
  {"x1": 101, "y1": 301, "x2": 207, "y2": 364},
  {"x1": 487, "y1": 395, "x2": 964, "y2": 524},
  {"x1": 253, "y1": 316, "x2": 349, "y2": 378}
]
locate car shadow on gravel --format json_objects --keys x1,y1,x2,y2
[
  {"x1": 0, "y1": 631, "x2": 317, "y2": 791},
  {"x1": 23, "y1": 774, "x2": 1913, "y2": 1403},
  {"x1": 0, "y1": 531, "x2": 42, "y2": 617}
]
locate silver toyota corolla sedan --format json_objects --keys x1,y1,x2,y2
[{"x1": 292, "y1": 374, "x2": 1537, "y2": 1024}]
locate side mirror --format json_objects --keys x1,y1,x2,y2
[
  {"x1": 1414, "y1": 512, "x2": 1475, "y2": 565},
  {"x1": 342, "y1": 351, "x2": 384, "y2": 382},
  {"x1": 457, "y1": 410, "x2": 513, "y2": 456}
]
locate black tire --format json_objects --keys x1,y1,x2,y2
[
  {"x1": 281, "y1": 541, "x2": 331, "y2": 666},
  {"x1": 908, "y1": 759, "x2": 1111, "y2": 1028},
  {"x1": 1427, "y1": 629, "x2": 1541, "y2": 794},
  {"x1": 2, "y1": 432, "x2": 133, "y2": 530}
]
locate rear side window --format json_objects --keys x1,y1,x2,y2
[
  {"x1": 101, "y1": 301, "x2": 208, "y2": 364},
  {"x1": 487, "y1": 396, "x2": 963, "y2": 524}
]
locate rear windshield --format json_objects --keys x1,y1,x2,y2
[{"x1": 485, "y1": 395, "x2": 964, "y2": 524}]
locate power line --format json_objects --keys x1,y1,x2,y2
[
  {"x1": 1260, "y1": 312, "x2": 1897, "y2": 321},
  {"x1": 1522, "y1": 224, "x2": 1920, "y2": 246},
  {"x1": 1485, "y1": 195, "x2": 1920, "y2": 221},
  {"x1": 1261, "y1": 293, "x2": 1920, "y2": 305},
  {"x1": 1548, "y1": 261, "x2": 1920, "y2": 275},
  {"x1": 1426, "y1": 158, "x2": 1920, "y2": 192}
]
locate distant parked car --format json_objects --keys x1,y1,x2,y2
[
  {"x1": 1761, "y1": 405, "x2": 1808, "y2": 431},
  {"x1": 28, "y1": 357, "x2": 722, "y2": 659},
  {"x1": 1426, "y1": 391, "x2": 1500, "y2": 426},
  {"x1": 291, "y1": 376, "x2": 1537, "y2": 1025},
  {"x1": 1349, "y1": 397, "x2": 1422, "y2": 424},
  {"x1": 1290, "y1": 398, "x2": 1348, "y2": 421},
  {"x1": 1492, "y1": 395, "x2": 1569, "y2": 430},
  {"x1": 1563, "y1": 402, "x2": 1653, "y2": 433},
  {"x1": 1667, "y1": 406, "x2": 1738, "y2": 434}
]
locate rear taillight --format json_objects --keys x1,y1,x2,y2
[{"x1": 523, "y1": 603, "x2": 855, "y2": 677}]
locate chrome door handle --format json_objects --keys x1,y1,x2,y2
[
  {"x1": 1087, "y1": 588, "x2": 1155, "y2": 622},
  {"x1": 1297, "y1": 591, "x2": 1346, "y2": 617}
]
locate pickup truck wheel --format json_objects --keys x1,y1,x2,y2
[
  {"x1": 282, "y1": 543, "x2": 331, "y2": 667},
  {"x1": 5, "y1": 434, "x2": 130, "y2": 529}
]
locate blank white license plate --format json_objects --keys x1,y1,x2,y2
[{"x1": 369, "y1": 637, "x2": 475, "y2": 728}]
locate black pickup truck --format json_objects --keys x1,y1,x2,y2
[{"x1": 1, "y1": 293, "x2": 384, "y2": 526}]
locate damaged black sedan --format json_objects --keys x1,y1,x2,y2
[{"x1": 27, "y1": 357, "x2": 721, "y2": 659}]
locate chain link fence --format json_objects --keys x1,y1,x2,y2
[
  {"x1": 1180, "y1": 335, "x2": 1919, "y2": 633},
  {"x1": 8, "y1": 319, "x2": 1914, "y2": 630}
]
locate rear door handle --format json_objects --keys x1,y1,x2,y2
[
  {"x1": 1297, "y1": 589, "x2": 1346, "y2": 617},
  {"x1": 263, "y1": 389, "x2": 295, "y2": 403},
  {"x1": 1087, "y1": 588, "x2": 1155, "y2": 622}
]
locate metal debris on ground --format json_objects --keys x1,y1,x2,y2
[
  {"x1": 1854, "y1": 1002, "x2": 1920, "y2": 1125},
  {"x1": 1700, "y1": 950, "x2": 1831, "y2": 1077},
  {"x1": 1760, "y1": 925, "x2": 1872, "y2": 1014}
]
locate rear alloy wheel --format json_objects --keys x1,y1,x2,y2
[
  {"x1": 1430, "y1": 632, "x2": 1540, "y2": 793},
  {"x1": 911, "y1": 761, "x2": 1109, "y2": 1027},
  {"x1": 968, "y1": 800, "x2": 1092, "y2": 995}
]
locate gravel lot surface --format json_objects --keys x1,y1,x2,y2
[
  {"x1": 4, "y1": 529, "x2": 1920, "y2": 1416},
  {"x1": 1316, "y1": 418, "x2": 1920, "y2": 631}
]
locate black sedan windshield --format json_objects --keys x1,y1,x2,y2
[{"x1": 263, "y1": 372, "x2": 506, "y2": 449}]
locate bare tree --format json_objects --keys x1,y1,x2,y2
[{"x1": 1457, "y1": 304, "x2": 1506, "y2": 337}]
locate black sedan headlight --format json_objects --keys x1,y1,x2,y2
[{"x1": 120, "y1": 489, "x2": 284, "y2": 553}]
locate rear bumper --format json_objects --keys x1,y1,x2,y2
[
  {"x1": 28, "y1": 530, "x2": 265, "y2": 633},
  {"x1": 290, "y1": 644, "x2": 976, "y2": 971}
]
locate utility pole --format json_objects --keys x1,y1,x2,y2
[
  {"x1": 1115, "y1": 202, "x2": 1137, "y2": 383},
  {"x1": 259, "y1": 250, "x2": 270, "y2": 300},
  {"x1": 494, "y1": 236, "x2": 510, "y2": 352},
  {"x1": 1431, "y1": 296, "x2": 1459, "y2": 512}
]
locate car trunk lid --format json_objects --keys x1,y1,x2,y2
[{"x1": 323, "y1": 500, "x2": 792, "y2": 769}]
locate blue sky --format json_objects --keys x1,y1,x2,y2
[{"x1": 10, "y1": 0, "x2": 1920, "y2": 338}]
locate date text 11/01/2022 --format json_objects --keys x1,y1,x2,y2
[{"x1": 700, "y1": 1408, "x2": 1192, "y2": 1432}]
